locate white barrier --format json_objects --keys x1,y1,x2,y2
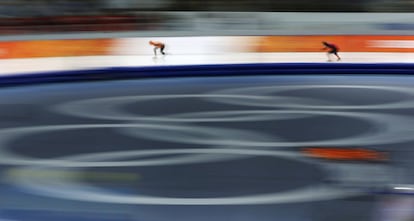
[{"x1": 2, "y1": 52, "x2": 414, "y2": 75}]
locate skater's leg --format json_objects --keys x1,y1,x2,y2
[
  {"x1": 334, "y1": 52, "x2": 341, "y2": 61},
  {"x1": 336, "y1": 55, "x2": 341, "y2": 61},
  {"x1": 327, "y1": 53, "x2": 332, "y2": 62},
  {"x1": 160, "y1": 46, "x2": 165, "y2": 55}
]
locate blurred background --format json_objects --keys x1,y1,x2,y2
[
  {"x1": 0, "y1": 0, "x2": 413, "y2": 35},
  {"x1": 0, "y1": 0, "x2": 414, "y2": 16}
]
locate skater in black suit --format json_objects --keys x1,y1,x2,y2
[{"x1": 322, "y1": 41, "x2": 341, "y2": 61}]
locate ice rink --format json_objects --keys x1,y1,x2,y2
[{"x1": 0, "y1": 51, "x2": 413, "y2": 221}]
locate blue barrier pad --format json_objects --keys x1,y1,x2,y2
[{"x1": 1, "y1": 63, "x2": 414, "y2": 87}]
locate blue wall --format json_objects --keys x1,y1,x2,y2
[{"x1": 2, "y1": 63, "x2": 414, "y2": 87}]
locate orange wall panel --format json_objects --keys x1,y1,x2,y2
[
  {"x1": 255, "y1": 35, "x2": 414, "y2": 52},
  {"x1": 0, "y1": 39, "x2": 115, "y2": 59}
]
